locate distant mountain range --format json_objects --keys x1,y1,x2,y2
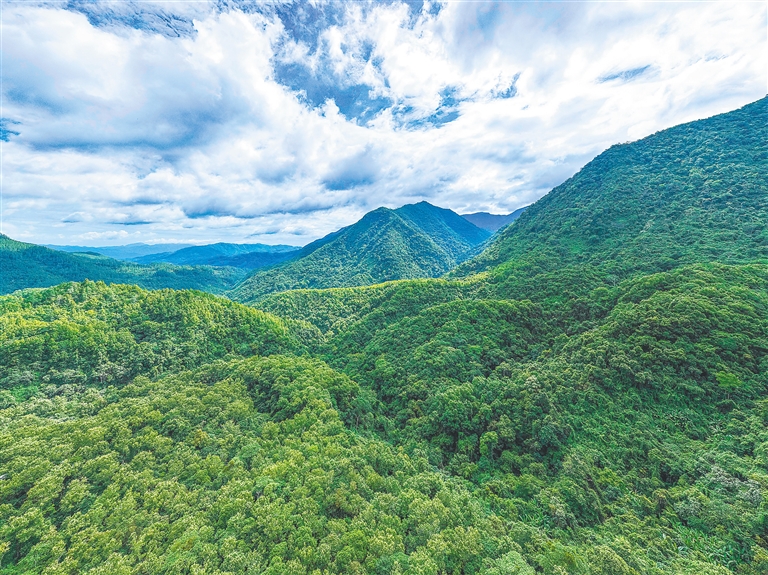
[
  {"x1": 461, "y1": 206, "x2": 527, "y2": 232},
  {"x1": 1, "y1": 235, "x2": 245, "y2": 295},
  {"x1": 10, "y1": 203, "x2": 528, "y2": 297},
  {"x1": 229, "y1": 202, "x2": 491, "y2": 302},
  {"x1": 45, "y1": 242, "x2": 196, "y2": 260},
  {"x1": 134, "y1": 243, "x2": 299, "y2": 268},
  {"x1": 47, "y1": 242, "x2": 299, "y2": 269}
]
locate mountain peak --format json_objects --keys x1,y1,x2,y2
[
  {"x1": 229, "y1": 202, "x2": 490, "y2": 302},
  {"x1": 457, "y1": 96, "x2": 767, "y2": 279}
]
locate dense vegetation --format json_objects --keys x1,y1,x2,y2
[
  {"x1": 230, "y1": 203, "x2": 490, "y2": 303},
  {"x1": 0, "y1": 281, "x2": 316, "y2": 403},
  {"x1": 456, "y1": 97, "x2": 767, "y2": 285},
  {"x1": 1, "y1": 98, "x2": 766, "y2": 574},
  {"x1": 135, "y1": 243, "x2": 300, "y2": 269},
  {"x1": 0, "y1": 236, "x2": 245, "y2": 296}
]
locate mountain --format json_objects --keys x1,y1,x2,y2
[
  {"x1": 396, "y1": 201, "x2": 491, "y2": 252},
  {"x1": 0, "y1": 234, "x2": 245, "y2": 295},
  {"x1": 229, "y1": 202, "x2": 490, "y2": 302},
  {"x1": 2, "y1": 98, "x2": 767, "y2": 575},
  {"x1": 461, "y1": 206, "x2": 527, "y2": 231},
  {"x1": 47, "y1": 242, "x2": 300, "y2": 269},
  {"x1": 46, "y1": 242, "x2": 194, "y2": 260},
  {"x1": 457, "y1": 97, "x2": 767, "y2": 285},
  {"x1": 134, "y1": 242, "x2": 300, "y2": 268}
]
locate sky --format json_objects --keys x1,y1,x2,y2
[{"x1": 1, "y1": 0, "x2": 766, "y2": 247}]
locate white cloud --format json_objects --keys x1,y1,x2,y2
[
  {"x1": 1, "y1": 1, "x2": 766, "y2": 246},
  {"x1": 79, "y1": 230, "x2": 130, "y2": 241}
]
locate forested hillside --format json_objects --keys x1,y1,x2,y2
[
  {"x1": 396, "y1": 202, "x2": 491, "y2": 255},
  {"x1": 230, "y1": 203, "x2": 490, "y2": 303},
  {"x1": 456, "y1": 97, "x2": 767, "y2": 283},
  {"x1": 0, "y1": 236, "x2": 246, "y2": 295},
  {"x1": 1, "y1": 98, "x2": 766, "y2": 574}
]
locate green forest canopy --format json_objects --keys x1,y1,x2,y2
[
  {"x1": 0, "y1": 97, "x2": 766, "y2": 575},
  {"x1": 230, "y1": 202, "x2": 491, "y2": 303}
]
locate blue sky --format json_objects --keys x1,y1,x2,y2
[{"x1": 2, "y1": 0, "x2": 766, "y2": 246}]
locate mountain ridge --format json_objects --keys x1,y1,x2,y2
[
  {"x1": 229, "y1": 202, "x2": 490, "y2": 302},
  {"x1": 454, "y1": 96, "x2": 768, "y2": 287},
  {"x1": 461, "y1": 206, "x2": 528, "y2": 231},
  {"x1": 0, "y1": 234, "x2": 245, "y2": 295},
  {"x1": 134, "y1": 242, "x2": 300, "y2": 268}
]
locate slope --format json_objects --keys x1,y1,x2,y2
[
  {"x1": 395, "y1": 201, "x2": 491, "y2": 257},
  {"x1": 0, "y1": 355, "x2": 532, "y2": 575},
  {"x1": 331, "y1": 263, "x2": 768, "y2": 573},
  {"x1": 0, "y1": 235, "x2": 245, "y2": 295},
  {"x1": 457, "y1": 97, "x2": 767, "y2": 283},
  {"x1": 229, "y1": 203, "x2": 489, "y2": 303},
  {"x1": 3, "y1": 98, "x2": 768, "y2": 575},
  {"x1": 0, "y1": 280, "x2": 312, "y2": 397},
  {"x1": 2, "y1": 265, "x2": 767, "y2": 573},
  {"x1": 134, "y1": 242, "x2": 300, "y2": 269}
]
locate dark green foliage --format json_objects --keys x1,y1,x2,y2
[
  {"x1": 457, "y1": 97, "x2": 768, "y2": 289},
  {"x1": 395, "y1": 202, "x2": 491, "y2": 255},
  {"x1": 0, "y1": 236, "x2": 245, "y2": 295},
  {"x1": 230, "y1": 203, "x2": 489, "y2": 303},
  {"x1": 318, "y1": 264, "x2": 767, "y2": 573},
  {"x1": 1, "y1": 98, "x2": 767, "y2": 574},
  {"x1": 256, "y1": 278, "x2": 479, "y2": 337}
]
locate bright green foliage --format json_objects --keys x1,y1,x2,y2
[
  {"x1": 0, "y1": 236, "x2": 246, "y2": 296},
  {"x1": 230, "y1": 203, "x2": 489, "y2": 303},
  {"x1": 257, "y1": 278, "x2": 480, "y2": 337},
  {"x1": 3, "y1": 265, "x2": 765, "y2": 574},
  {"x1": 1, "y1": 98, "x2": 767, "y2": 574},
  {"x1": 0, "y1": 281, "x2": 309, "y2": 399},
  {"x1": 0, "y1": 357, "x2": 532, "y2": 575}
]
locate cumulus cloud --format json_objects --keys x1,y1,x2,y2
[{"x1": 1, "y1": 0, "x2": 766, "y2": 246}]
